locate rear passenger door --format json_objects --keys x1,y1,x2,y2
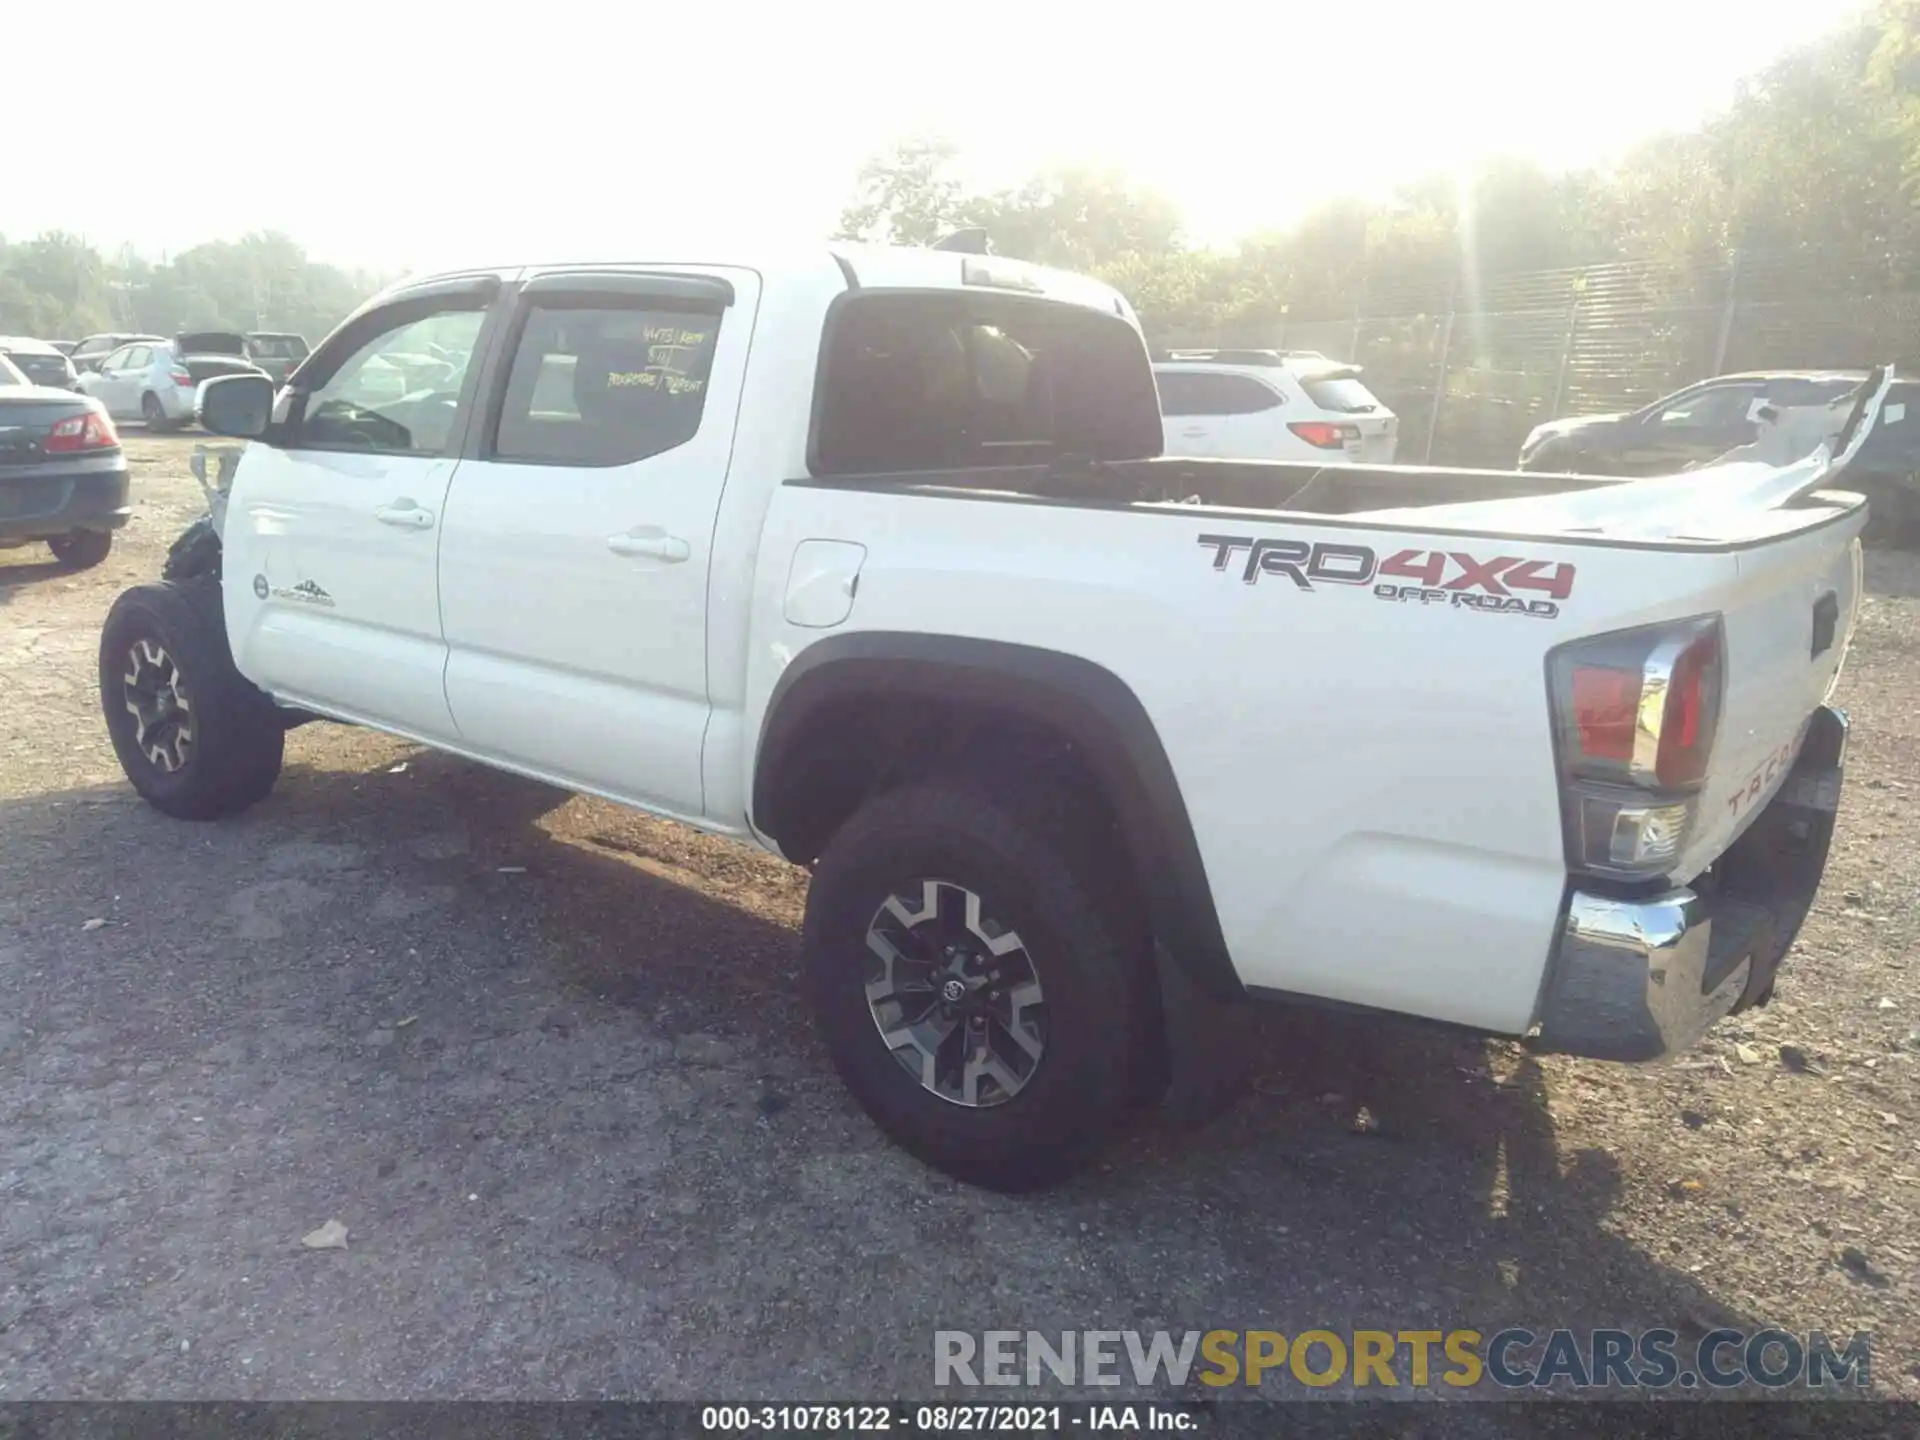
[
  {"x1": 1155, "y1": 370, "x2": 1286, "y2": 458},
  {"x1": 105, "y1": 347, "x2": 150, "y2": 417},
  {"x1": 1208, "y1": 374, "x2": 1292, "y2": 457},
  {"x1": 436, "y1": 267, "x2": 756, "y2": 821},
  {"x1": 1154, "y1": 371, "x2": 1225, "y2": 456}
]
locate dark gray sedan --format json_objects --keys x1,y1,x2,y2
[{"x1": 0, "y1": 352, "x2": 131, "y2": 570}]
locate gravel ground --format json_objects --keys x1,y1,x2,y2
[{"x1": 1, "y1": 434, "x2": 1915, "y2": 1421}]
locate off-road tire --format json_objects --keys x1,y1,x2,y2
[
  {"x1": 99, "y1": 579, "x2": 284, "y2": 820},
  {"x1": 803, "y1": 776, "x2": 1158, "y2": 1191},
  {"x1": 48, "y1": 529, "x2": 112, "y2": 570}
]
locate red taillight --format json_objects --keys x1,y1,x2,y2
[
  {"x1": 45, "y1": 410, "x2": 119, "y2": 453},
  {"x1": 170, "y1": 371, "x2": 194, "y2": 389},
  {"x1": 1569, "y1": 666, "x2": 1639, "y2": 763},
  {"x1": 1548, "y1": 616, "x2": 1725, "y2": 881},
  {"x1": 1655, "y1": 626, "x2": 1722, "y2": 788},
  {"x1": 1288, "y1": 421, "x2": 1360, "y2": 449}
]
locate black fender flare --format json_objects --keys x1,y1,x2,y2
[{"x1": 752, "y1": 632, "x2": 1243, "y2": 1003}]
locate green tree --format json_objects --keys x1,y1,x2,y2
[{"x1": 834, "y1": 136, "x2": 968, "y2": 245}]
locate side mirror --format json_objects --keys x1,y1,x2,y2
[{"x1": 199, "y1": 373, "x2": 275, "y2": 439}]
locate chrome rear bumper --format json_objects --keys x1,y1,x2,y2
[{"x1": 1532, "y1": 705, "x2": 1848, "y2": 1062}]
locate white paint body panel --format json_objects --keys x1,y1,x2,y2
[{"x1": 214, "y1": 245, "x2": 1878, "y2": 1038}]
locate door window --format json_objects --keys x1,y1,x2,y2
[
  {"x1": 492, "y1": 303, "x2": 721, "y2": 466},
  {"x1": 98, "y1": 346, "x2": 132, "y2": 371},
  {"x1": 1156, "y1": 371, "x2": 1283, "y2": 417},
  {"x1": 1653, "y1": 385, "x2": 1760, "y2": 429},
  {"x1": 123, "y1": 347, "x2": 152, "y2": 370},
  {"x1": 296, "y1": 308, "x2": 486, "y2": 456}
]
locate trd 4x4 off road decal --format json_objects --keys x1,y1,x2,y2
[{"x1": 1197, "y1": 534, "x2": 1576, "y2": 619}]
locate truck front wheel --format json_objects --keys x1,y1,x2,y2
[
  {"x1": 98, "y1": 581, "x2": 284, "y2": 820},
  {"x1": 803, "y1": 777, "x2": 1158, "y2": 1191}
]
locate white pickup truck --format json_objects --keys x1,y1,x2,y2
[{"x1": 97, "y1": 244, "x2": 1892, "y2": 1190}]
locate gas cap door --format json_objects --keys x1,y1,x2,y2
[{"x1": 783, "y1": 540, "x2": 867, "y2": 629}]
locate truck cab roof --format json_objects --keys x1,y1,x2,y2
[{"x1": 375, "y1": 245, "x2": 1137, "y2": 323}]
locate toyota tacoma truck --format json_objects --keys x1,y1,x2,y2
[{"x1": 95, "y1": 244, "x2": 1892, "y2": 1190}]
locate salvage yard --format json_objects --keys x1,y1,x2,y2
[{"x1": 1, "y1": 435, "x2": 1917, "y2": 1410}]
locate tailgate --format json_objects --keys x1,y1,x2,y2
[
  {"x1": 1349, "y1": 414, "x2": 1398, "y2": 462},
  {"x1": 1679, "y1": 518, "x2": 1861, "y2": 879}
]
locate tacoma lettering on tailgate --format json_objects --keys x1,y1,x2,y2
[{"x1": 1198, "y1": 535, "x2": 1577, "y2": 619}]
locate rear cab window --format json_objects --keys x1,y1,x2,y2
[{"x1": 812, "y1": 291, "x2": 1160, "y2": 475}]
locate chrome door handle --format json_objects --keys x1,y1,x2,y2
[
  {"x1": 373, "y1": 501, "x2": 435, "y2": 529},
  {"x1": 607, "y1": 531, "x2": 690, "y2": 563},
  {"x1": 1180, "y1": 427, "x2": 1208, "y2": 438}
]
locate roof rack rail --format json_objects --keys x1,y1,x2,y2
[{"x1": 1153, "y1": 347, "x2": 1328, "y2": 365}]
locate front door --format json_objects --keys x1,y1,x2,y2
[
  {"x1": 220, "y1": 278, "x2": 501, "y2": 739},
  {"x1": 436, "y1": 267, "x2": 755, "y2": 821}
]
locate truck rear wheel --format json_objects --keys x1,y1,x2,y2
[
  {"x1": 99, "y1": 580, "x2": 284, "y2": 820},
  {"x1": 803, "y1": 777, "x2": 1157, "y2": 1191}
]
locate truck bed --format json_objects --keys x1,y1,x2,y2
[{"x1": 792, "y1": 366, "x2": 1893, "y2": 550}]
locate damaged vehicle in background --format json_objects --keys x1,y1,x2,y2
[
  {"x1": 172, "y1": 333, "x2": 288, "y2": 384},
  {"x1": 241, "y1": 332, "x2": 310, "y2": 385},
  {"x1": 1520, "y1": 369, "x2": 1920, "y2": 543},
  {"x1": 170, "y1": 332, "x2": 310, "y2": 386}
]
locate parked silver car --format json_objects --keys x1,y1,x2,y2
[{"x1": 75, "y1": 340, "x2": 264, "y2": 431}]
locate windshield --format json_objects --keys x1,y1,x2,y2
[{"x1": 248, "y1": 335, "x2": 309, "y2": 360}]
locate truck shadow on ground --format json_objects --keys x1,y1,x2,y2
[
  {"x1": 0, "y1": 746, "x2": 1762, "y2": 1399},
  {"x1": 0, "y1": 555, "x2": 68, "y2": 603}
]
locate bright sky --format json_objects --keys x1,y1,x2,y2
[{"x1": 11, "y1": 0, "x2": 1856, "y2": 272}]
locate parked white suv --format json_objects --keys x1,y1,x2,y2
[
  {"x1": 98, "y1": 244, "x2": 1890, "y2": 1190},
  {"x1": 1155, "y1": 349, "x2": 1398, "y2": 463}
]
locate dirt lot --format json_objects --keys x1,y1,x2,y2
[{"x1": 1, "y1": 434, "x2": 1915, "y2": 1416}]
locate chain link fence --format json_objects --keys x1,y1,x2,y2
[{"x1": 1160, "y1": 243, "x2": 1920, "y2": 468}]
